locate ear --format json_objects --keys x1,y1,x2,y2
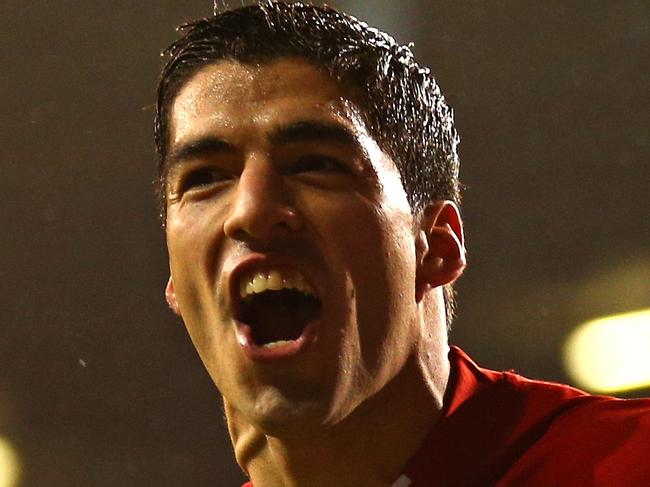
[
  {"x1": 415, "y1": 201, "x2": 466, "y2": 300},
  {"x1": 165, "y1": 276, "x2": 182, "y2": 316}
]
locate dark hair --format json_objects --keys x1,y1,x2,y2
[{"x1": 155, "y1": 1, "x2": 462, "y2": 327}]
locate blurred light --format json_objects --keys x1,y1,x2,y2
[
  {"x1": 0, "y1": 436, "x2": 21, "y2": 487},
  {"x1": 564, "y1": 309, "x2": 650, "y2": 393}
]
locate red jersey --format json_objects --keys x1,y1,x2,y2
[{"x1": 243, "y1": 346, "x2": 650, "y2": 486}]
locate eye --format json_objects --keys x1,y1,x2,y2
[
  {"x1": 292, "y1": 154, "x2": 347, "y2": 174},
  {"x1": 179, "y1": 167, "x2": 230, "y2": 193}
]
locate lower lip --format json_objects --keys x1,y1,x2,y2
[{"x1": 235, "y1": 320, "x2": 319, "y2": 361}]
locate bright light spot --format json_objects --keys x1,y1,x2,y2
[
  {"x1": 0, "y1": 436, "x2": 21, "y2": 487},
  {"x1": 564, "y1": 309, "x2": 650, "y2": 393}
]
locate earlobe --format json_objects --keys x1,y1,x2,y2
[
  {"x1": 165, "y1": 277, "x2": 182, "y2": 316},
  {"x1": 415, "y1": 201, "x2": 466, "y2": 298}
]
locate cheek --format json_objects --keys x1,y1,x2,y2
[
  {"x1": 308, "y1": 188, "x2": 415, "y2": 297},
  {"x1": 167, "y1": 201, "x2": 227, "y2": 275},
  {"x1": 165, "y1": 205, "x2": 227, "y2": 330},
  {"x1": 320, "y1": 197, "x2": 416, "y2": 342}
]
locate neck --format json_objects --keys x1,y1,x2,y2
[{"x1": 228, "y1": 304, "x2": 450, "y2": 486}]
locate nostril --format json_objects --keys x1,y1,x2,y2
[
  {"x1": 225, "y1": 227, "x2": 251, "y2": 243},
  {"x1": 275, "y1": 207, "x2": 302, "y2": 232}
]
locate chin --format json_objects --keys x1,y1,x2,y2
[{"x1": 241, "y1": 389, "x2": 339, "y2": 438}]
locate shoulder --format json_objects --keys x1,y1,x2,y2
[
  {"x1": 497, "y1": 396, "x2": 650, "y2": 485},
  {"x1": 446, "y1": 346, "x2": 592, "y2": 420},
  {"x1": 493, "y1": 365, "x2": 650, "y2": 484},
  {"x1": 447, "y1": 347, "x2": 650, "y2": 485}
]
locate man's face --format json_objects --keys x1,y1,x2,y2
[{"x1": 164, "y1": 59, "x2": 423, "y2": 434}]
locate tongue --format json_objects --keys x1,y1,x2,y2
[{"x1": 245, "y1": 291, "x2": 320, "y2": 345}]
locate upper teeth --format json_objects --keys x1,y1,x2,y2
[{"x1": 239, "y1": 269, "x2": 316, "y2": 299}]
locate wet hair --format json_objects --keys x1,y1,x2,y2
[{"x1": 155, "y1": 1, "x2": 462, "y2": 327}]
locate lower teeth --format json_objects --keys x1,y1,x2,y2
[{"x1": 261, "y1": 340, "x2": 294, "y2": 349}]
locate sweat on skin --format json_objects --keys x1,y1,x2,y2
[{"x1": 163, "y1": 58, "x2": 466, "y2": 487}]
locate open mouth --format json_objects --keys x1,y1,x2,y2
[
  {"x1": 234, "y1": 268, "x2": 322, "y2": 353},
  {"x1": 240, "y1": 289, "x2": 321, "y2": 346}
]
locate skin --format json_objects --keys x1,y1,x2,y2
[{"x1": 164, "y1": 58, "x2": 466, "y2": 487}]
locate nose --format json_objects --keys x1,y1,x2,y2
[{"x1": 223, "y1": 157, "x2": 302, "y2": 244}]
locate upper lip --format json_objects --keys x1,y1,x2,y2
[{"x1": 228, "y1": 253, "x2": 320, "y2": 321}]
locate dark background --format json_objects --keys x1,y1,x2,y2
[{"x1": 2, "y1": 1, "x2": 648, "y2": 485}]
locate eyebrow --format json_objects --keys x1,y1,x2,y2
[
  {"x1": 163, "y1": 119, "x2": 359, "y2": 178},
  {"x1": 164, "y1": 136, "x2": 233, "y2": 176},
  {"x1": 269, "y1": 120, "x2": 358, "y2": 147}
]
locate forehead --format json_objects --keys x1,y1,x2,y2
[
  {"x1": 173, "y1": 58, "x2": 341, "y2": 108},
  {"x1": 169, "y1": 58, "x2": 357, "y2": 144}
]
